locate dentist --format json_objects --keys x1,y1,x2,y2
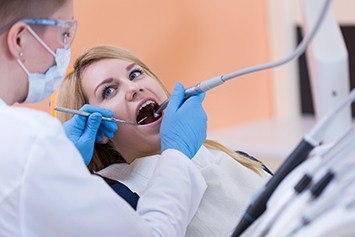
[{"x1": 0, "y1": 0, "x2": 207, "y2": 236}]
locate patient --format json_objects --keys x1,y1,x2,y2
[{"x1": 56, "y1": 45, "x2": 272, "y2": 237}]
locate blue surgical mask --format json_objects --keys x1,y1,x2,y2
[{"x1": 17, "y1": 25, "x2": 71, "y2": 103}]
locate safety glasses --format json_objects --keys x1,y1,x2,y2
[{"x1": 0, "y1": 18, "x2": 77, "y2": 49}]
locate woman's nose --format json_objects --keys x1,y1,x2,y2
[{"x1": 125, "y1": 82, "x2": 143, "y2": 101}]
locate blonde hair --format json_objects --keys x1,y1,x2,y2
[{"x1": 56, "y1": 45, "x2": 264, "y2": 174}]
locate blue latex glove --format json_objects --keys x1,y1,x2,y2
[
  {"x1": 160, "y1": 83, "x2": 207, "y2": 159},
  {"x1": 63, "y1": 104, "x2": 118, "y2": 165}
]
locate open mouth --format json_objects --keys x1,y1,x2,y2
[{"x1": 136, "y1": 99, "x2": 162, "y2": 125}]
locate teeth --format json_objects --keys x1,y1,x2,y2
[{"x1": 138, "y1": 100, "x2": 155, "y2": 114}]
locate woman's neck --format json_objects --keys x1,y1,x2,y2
[{"x1": 122, "y1": 148, "x2": 161, "y2": 164}]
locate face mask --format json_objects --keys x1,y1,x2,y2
[{"x1": 17, "y1": 26, "x2": 71, "y2": 103}]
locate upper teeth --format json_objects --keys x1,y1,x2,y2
[{"x1": 138, "y1": 100, "x2": 155, "y2": 114}]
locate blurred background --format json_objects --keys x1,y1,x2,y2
[{"x1": 19, "y1": 0, "x2": 355, "y2": 171}]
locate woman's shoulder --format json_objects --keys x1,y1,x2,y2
[
  {"x1": 186, "y1": 147, "x2": 270, "y2": 237},
  {"x1": 199, "y1": 146, "x2": 273, "y2": 175},
  {"x1": 194, "y1": 146, "x2": 271, "y2": 182}
]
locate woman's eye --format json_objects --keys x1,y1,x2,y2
[
  {"x1": 129, "y1": 69, "x2": 143, "y2": 81},
  {"x1": 102, "y1": 86, "x2": 115, "y2": 99}
]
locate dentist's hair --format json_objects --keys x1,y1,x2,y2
[
  {"x1": 56, "y1": 45, "x2": 264, "y2": 176},
  {"x1": 0, "y1": 0, "x2": 68, "y2": 29}
]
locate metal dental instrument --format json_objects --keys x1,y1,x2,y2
[
  {"x1": 153, "y1": 0, "x2": 333, "y2": 119},
  {"x1": 54, "y1": 106, "x2": 139, "y2": 126}
]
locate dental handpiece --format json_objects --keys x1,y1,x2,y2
[
  {"x1": 153, "y1": 75, "x2": 225, "y2": 117},
  {"x1": 54, "y1": 106, "x2": 139, "y2": 126}
]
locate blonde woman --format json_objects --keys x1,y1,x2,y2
[{"x1": 56, "y1": 45, "x2": 272, "y2": 237}]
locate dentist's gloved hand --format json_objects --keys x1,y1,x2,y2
[
  {"x1": 63, "y1": 104, "x2": 118, "y2": 165},
  {"x1": 160, "y1": 83, "x2": 207, "y2": 159}
]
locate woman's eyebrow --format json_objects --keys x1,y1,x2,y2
[
  {"x1": 94, "y1": 78, "x2": 114, "y2": 95},
  {"x1": 126, "y1": 63, "x2": 137, "y2": 71}
]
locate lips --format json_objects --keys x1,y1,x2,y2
[{"x1": 136, "y1": 99, "x2": 162, "y2": 125}]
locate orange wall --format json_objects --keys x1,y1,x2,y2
[{"x1": 21, "y1": 0, "x2": 273, "y2": 131}]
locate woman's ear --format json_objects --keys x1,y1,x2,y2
[{"x1": 6, "y1": 21, "x2": 27, "y2": 60}]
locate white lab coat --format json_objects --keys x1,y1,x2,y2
[
  {"x1": 0, "y1": 99, "x2": 206, "y2": 237},
  {"x1": 98, "y1": 145, "x2": 271, "y2": 237}
]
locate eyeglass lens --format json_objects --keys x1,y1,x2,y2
[{"x1": 58, "y1": 21, "x2": 77, "y2": 48}]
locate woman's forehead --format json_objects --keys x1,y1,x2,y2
[{"x1": 83, "y1": 59, "x2": 131, "y2": 77}]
